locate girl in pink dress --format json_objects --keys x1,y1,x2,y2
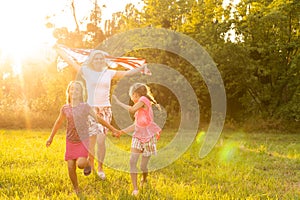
[
  {"x1": 113, "y1": 83, "x2": 161, "y2": 196},
  {"x1": 46, "y1": 81, "x2": 118, "y2": 195}
]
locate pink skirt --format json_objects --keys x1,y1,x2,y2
[
  {"x1": 65, "y1": 139, "x2": 89, "y2": 161},
  {"x1": 134, "y1": 122, "x2": 161, "y2": 143}
]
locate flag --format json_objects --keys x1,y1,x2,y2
[{"x1": 56, "y1": 44, "x2": 151, "y2": 75}]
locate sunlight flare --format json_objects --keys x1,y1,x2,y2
[
  {"x1": 196, "y1": 131, "x2": 205, "y2": 144},
  {"x1": 219, "y1": 142, "x2": 238, "y2": 162}
]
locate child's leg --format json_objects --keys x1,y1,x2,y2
[
  {"x1": 96, "y1": 133, "x2": 106, "y2": 172},
  {"x1": 88, "y1": 135, "x2": 97, "y2": 171},
  {"x1": 140, "y1": 155, "x2": 151, "y2": 183},
  {"x1": 77, "y1": 157, "x2": 91, "y2": 176},
  {"x1": 130, "y1": 148, "x2": 141, "y2": 191},
  {"x1": 77, "y1": 157, "x2": 89, "y2": 169},
  {"x1": 67, "y1": 160, "x2": 79, "y2": 193}
]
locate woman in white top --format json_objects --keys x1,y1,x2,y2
[{"x1": 55, "y1": 47, "x2": 147, "y2": 180}]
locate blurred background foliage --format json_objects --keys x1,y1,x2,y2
[{"x1": 0, "y1": 0, "x2": 299, "y2": 132}]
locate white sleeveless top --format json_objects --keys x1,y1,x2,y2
[{"x1": 81, "y1": 67, "x2": 116, "y2": 107}]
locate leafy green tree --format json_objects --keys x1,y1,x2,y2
[
  {"x1": 104, "y1": 0, "x2": 227, "y2": 124},
  {"x1": 226, "y1": 0, "x2": 300, "y2": 120},
  {"x1": 124, "y1": 0, "x2": 300, "y2": 125},
  {"x1": 4, "y1": 0, "x2": 294, "y2": 129},
  {"x1": 104, "y1": 3, "x2": 143, "y2": 34}
]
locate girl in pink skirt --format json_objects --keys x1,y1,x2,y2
[
  {"x1": 113, "y1": 83, "x2": 161, "y2": 196},
  {"x1": 46, "y1": 81, "x2": 118, "y2": 194}
]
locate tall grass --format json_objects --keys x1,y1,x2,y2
[{"x1": 0, "y1": 129, "x2": 299, "y2": 199}]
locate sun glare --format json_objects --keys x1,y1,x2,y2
[
  {"x1": 0, "y1": 0, "x2": 58, "y2": 75},
  {"x1": 0, "y1": 0, "x2": 143, "y2": 76}
]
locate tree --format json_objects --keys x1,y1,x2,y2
[{"x1": 226, "y1": 0, "x2": 300, "y2": 120}]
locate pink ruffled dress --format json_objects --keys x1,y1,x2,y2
[{"x1": 133, "y1": 96, "x2": 161, "y2": 143}]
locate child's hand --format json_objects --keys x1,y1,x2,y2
[
  {"x1": 112, "y1": 131, "x2": 118, "y2": 138},
  {"x1": 142, "y1": 64, "x2": 152, "y2": 75},
  {"x1": 156, "y1": 133, "x2": 160, "y2": 140},
  {"x1": 46, "y1": 138, "x2": 53, "y2": 147},
  {"x1": 112, "y1": 130, "x2": 120, "y2": 138},
  {"x1": 115, "y1": 130, "x2": 126, "y2": 138},
  {"x1": 111, "y1": 128, "x2": 120, "y2": 138}
]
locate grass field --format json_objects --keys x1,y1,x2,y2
[{"x1": 0, "y1": 129, "x2": 299, "y2": 200}]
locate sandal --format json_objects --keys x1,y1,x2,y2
[
  {"x1": 132, "y1": 190, "x2": 139, "y2": 196},
  {"x1": 97, "y1": 171, "x2": 106, "y2": 180},
  {"x1": 83, "y1": 165, "x2": 91, "y2": 176}
]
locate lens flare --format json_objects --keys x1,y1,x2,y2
[
  {"x1": 219, "y1": 142, "x2": 238, "y2": 162},
  {"x1": 196, "y1": 131, "x2": 205, "y2": 144}
]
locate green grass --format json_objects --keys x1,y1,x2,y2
[{"x1": 0, "y1": 129, "x2": 299, "y2": 199}]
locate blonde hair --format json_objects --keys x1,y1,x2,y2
[
  {"x1": 66, "y1": 81, "x2": 86, "y2": 104},
  {"x1": 129, "y1": 83, "x2": 160, "y2": 109},
  {"x1": 84, "y1": 50, "x2": 106, "y2": 69}
]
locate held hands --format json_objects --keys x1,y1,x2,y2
[
  {"x1": 112, "y1": 130, "x2": 126, "y2": 138},
  {"x1": 110, "y1": 126, "x2": 123, "y2": 138},
  {"x1": 112, "y1": 131, "x2": 119, "y2": 138},
  {"x1": 111, "y1": 127, "x2": 121, "y2": 138}
]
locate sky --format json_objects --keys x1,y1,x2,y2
[
  {"x1": 47, "y1": 0, "x2": 144, "y2": 30},
  {"x1": 0, "y1": 0, "x2": 143, "y2": 62}
]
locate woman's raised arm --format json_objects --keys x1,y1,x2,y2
[{"x1": 54, "y1": 45, "x2": 82, "y2": 71}]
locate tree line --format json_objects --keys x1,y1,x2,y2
[{"x1": 0, "y1": 0, "x2": 299, "y2": 132}]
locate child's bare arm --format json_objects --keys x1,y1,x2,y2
[
  {"x1": 122, "y1": 124, "x2": 135, "y2": 133},
  {"x1": 112, "y1": 95, "x2": 144, "y2": 113},
  {"x1": 113, "y1": 64, "x2": 148, "y2": 79},
  {"x1": 89, "y1": 109, "x2": 119, "y2": 134},
  {"x1": 98, "y1": 116, "x2": 118, "y2": 133},
  {"x1": 46, "y1": 109, "x2": 65, "y2": 147},
  {"x1": 117, "y1": 124, "x2": 135, "y2": 137},
  {"x1": 54, "y1": 44, "x2": 82, "y2": 71}
]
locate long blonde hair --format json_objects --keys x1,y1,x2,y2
[
  {"x1": 129, "y1": 83, "x2": 160, "y2": 110},
  {"x1": 66, "y1": 81, "x2": 86, "y2": 104}
]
